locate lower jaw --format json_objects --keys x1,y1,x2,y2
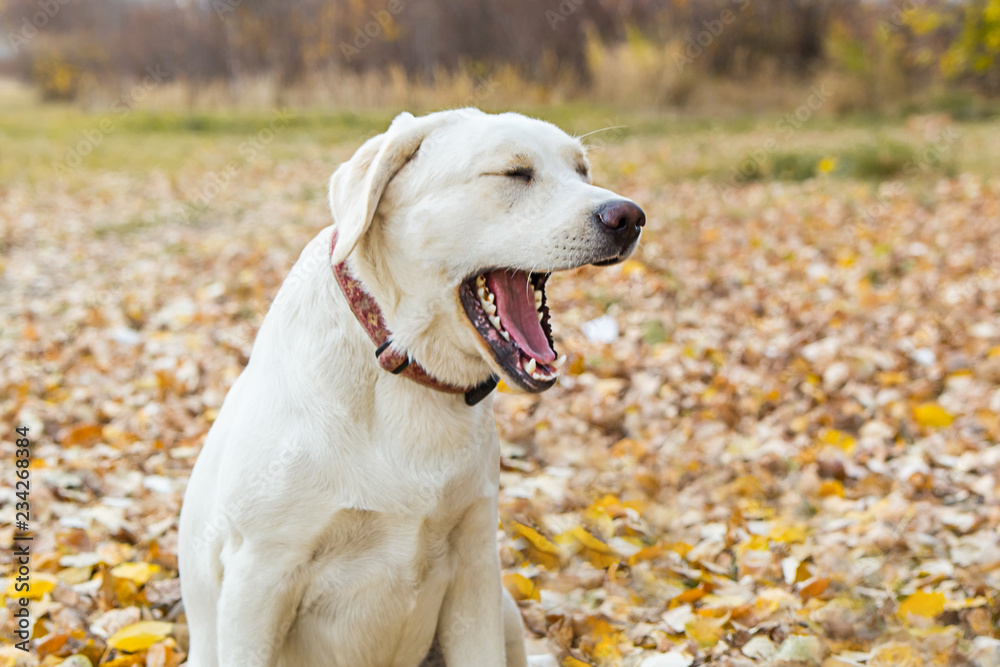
[{"x1": 457, "y1": 280, "x2": 557, "y2": 393}]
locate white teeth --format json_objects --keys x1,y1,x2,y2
[
  {"x1": 474, "y1": 276, "x2": 556, "y2": 364},
  {"x1": 478, "y1": 284, "x2": 498, "y2": 317}
]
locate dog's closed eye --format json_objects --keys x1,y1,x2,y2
[{"x1": 502, "y1": 166, "x2": 534, "y2": 183}]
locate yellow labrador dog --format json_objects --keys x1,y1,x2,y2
[{"x1": 178, "y1": 108, "x2": 644, "y2": 667}]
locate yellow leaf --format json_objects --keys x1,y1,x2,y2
[
  {"x1": 557, "y1": 526, "x2": 620, "y2": 569},
  {"x1": 627, "y1": 544, "x2": 665, "y2": 566},
  {"x1": 818, "y1": 480, "x2": 844, "y2": 497},
  {"x1": 58, "y1": 566, "x2": 94, "y2": 585},
  {"x1": 897, "y1": 590, "x2": 946, "y2": 620},
  {"x1": 510, "y1": 523, "x2": 561, "y2": 570},
  {"x1": 738, "y1": 535, "x2": 770, "y2": 554},
  {"x1": 61, "y1": 423, "x2": 103, "y2": 447},
  {"x1": 110, "y1": 562, "x2": 160, "y2": 586},
  {"x1": 868, "y1": 641, "x2": 922, "y2": 667},
  {"x1": 4, "y1": 572, "x2": 58, "y2": 600},
  {"x1": 877, "y1": 371, "x2": 907, "y2": 386},
  {"x1": 819, "y1": 429, "x2": 856, "y2": 454},
  {"x1": 669, "y1": 541, "x2": 694, "y2": 559},
  {"x1": 728, "y1": 474, "x2": 766, "y2": 498},
  {"x1": 790, "y1": 560, "x2": 812, "y2": 584},
  {"x1": 817, "y1": 157, "x2": 838, "y2": 174},
  {"x1": 913, "y1": 403, "x2": 954, "y2": 428},
  {"x1": 511, "y1": 522, "x2": 559, "y2": 553},
  {"x1": 799, "y1": 576, "x2": 830, "y2": 600},
  {"x1": 560, "y1": 526, "x2": 616, "y2": 553},
  {"x1": 768, "y1": 523, "x2": 809, "y2": 544},
  {"x1": 684, "y1": 615, "x2": 726, "y2": 648},
  {"x1": 675, "y1": 584, "x2": 709, "y2": 603},
  {"x1": 590, "y1": 633, "x2": 621, "y2": 664},
  {"x1": 503, "y1": 573, "x2": 540, "y2": 602},
  {"x1": 562, "y1": 658, "x2": 591, "y2": 667},
  {"x1": 584, "y1": 494, "x2": 644, "y2": 522},
  {"x1": 33, "y1": 631, "x2": 69, "y2": 658},
  {"x1": 107, "y1": 621, "x2": 173, "y2": 652},
  {"x1": 585, "y1": 494, "x2": 621, "y2": 520},
  {"x1": 620, "y1": 259, "x2": 647, "y2": 277},
  {"x1": 626, "y1": 540, "x2": 693, "y2": 563},
  {"x1": 101, "y1": 425, "x2": 139, "y2": 448}
]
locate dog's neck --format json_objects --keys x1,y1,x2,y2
[{"x1": 330, "y1": 231, "x2": 497, "y2": 406}]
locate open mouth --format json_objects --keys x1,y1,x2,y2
[{"x1": 458, "y1": 270, "x2": 567, "y2": 392}]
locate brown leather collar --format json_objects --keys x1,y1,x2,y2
[{"x1": 329, "y1": 232, "x2": 498, "y2": 406}]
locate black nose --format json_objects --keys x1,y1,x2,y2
[{"x1": 595, "y1": 200, "x2": 645, "y2": 231}]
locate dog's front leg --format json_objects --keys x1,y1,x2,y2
[
  {"x1": 502, "y1": 586, "x2": 530, "y2": 667},
  {"x1": 437, "y1": 499, "x2": 512, "y2": 667},
  {"x1": 216, "y1": 546, "x2": 306, "y2": 667}
]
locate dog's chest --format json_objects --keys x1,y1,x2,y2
[
  {"x1": 329, "y1": 404, "x2": 497, "y2": 514},
  {"x1": 287, "y1": 494, "x2": 471, "y2": 666},
  {"x1": 283, "y1": 412, "x2": 497, "y2": 666}
]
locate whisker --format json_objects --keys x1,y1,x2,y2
[{"x1": 577, "y1": 125, "x2": 626, "y2": 142}]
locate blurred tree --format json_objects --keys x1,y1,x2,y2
[
  {"x1": 1, "y1": 0, "x2": 996, "y2": 105},
  {"x1": 943, "y1": 0, "x2": 1000, "y2": 93}
]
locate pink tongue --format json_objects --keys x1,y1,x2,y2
[{"x1": 486, "y1": 270, "x2": 555, "y2": 364}]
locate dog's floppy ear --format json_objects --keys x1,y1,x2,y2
[{"x1": 329, "y1": 111, "x2": 446, "y2": 265}]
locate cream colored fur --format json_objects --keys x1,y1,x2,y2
[{"x1": 178, "y1": 109, "x2": 640, "y2": 667}]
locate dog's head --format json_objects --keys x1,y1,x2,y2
[{"x1": 329, "y1": 109, "x2": 644, "y2": 393}]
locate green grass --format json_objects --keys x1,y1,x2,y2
[
  {"x1": 733, "y1": 137, "x2": 960, "y2": 183},
  {"x1": 1, "y1": 82, "x2": 998, "y2": 187}
]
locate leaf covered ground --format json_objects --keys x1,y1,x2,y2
[{"x1": 2, "y1": 108, "x2": 1000, "y2": 667}]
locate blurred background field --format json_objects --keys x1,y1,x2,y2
[
  {"x1": 2, "y1": 75, "x2": 1000, "y2": 189},
  {"x1": 2, "y1": 0, "x2": 1000, "y2": 112},
  {"x1": 3, "y1": 1, "x2": 1000, "y2": 667},
  {"x1": 3, "y1": 0, "x2": 1000, "y2": 187}
]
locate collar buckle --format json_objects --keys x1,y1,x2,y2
[
  {"x1": 375, "y1": 340, "x2": 411, "y2": 375},
  {"x1": 464, "y1": 375, "x2": 499, "y2": 406}
]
